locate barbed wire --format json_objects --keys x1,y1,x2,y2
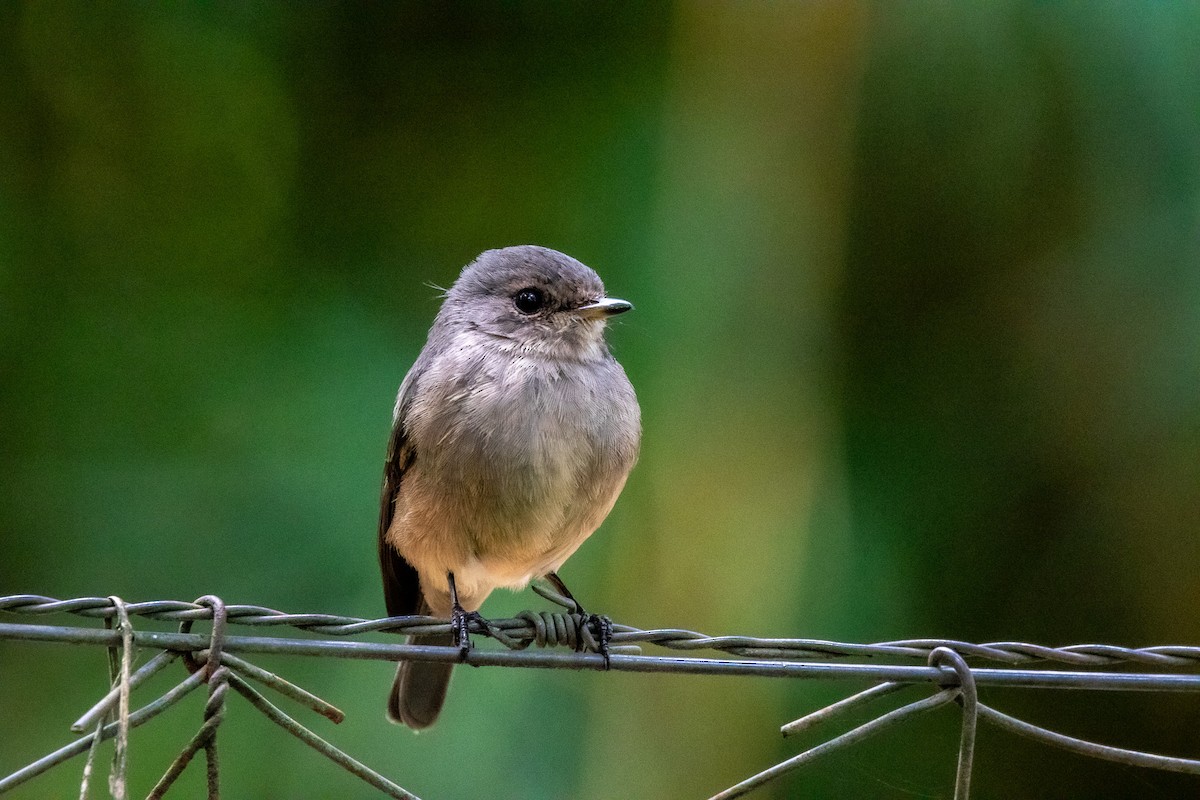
[
  {"x1": 5, "y1": 591, "x2": 1200, "y2": 668},
  {"x1": 2, "y1": 592, "x2": 1199, "y2": 799}
]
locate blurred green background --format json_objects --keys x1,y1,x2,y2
[{"x1": 2, "y1": 3, "x2": 1199, "y2": 798}]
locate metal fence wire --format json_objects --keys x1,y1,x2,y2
[{"x1": 2, "y1": 590, "x2": 1200, "y2": 799}]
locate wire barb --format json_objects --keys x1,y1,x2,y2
[
  {"x1": 2, "y1": 594, "x2": 421, "y2": 800},
  {"x1": 3, "y1": 593, "x2": 1198, "y2": 668},
  {"x1": 713, "y1": 642, "x2": 1200, "y2": 799},
  {"x1": 3, "y1": 593, "x2": 1200, "y2": 798}
]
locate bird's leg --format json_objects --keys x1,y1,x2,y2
[
  {"x1": 447, "y1": 571, "x2": 489, "y2": 660},
  {"x1": 545, "y1": 571, "x2": 613, "y2": 669}
]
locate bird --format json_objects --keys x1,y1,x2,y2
[{"x1": 378, "y1": 245, "x2": 641, "y2": 729}]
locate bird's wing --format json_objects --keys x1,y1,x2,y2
[{"x1": 378, "y1": 369, "x2": 424, "y2": 619}]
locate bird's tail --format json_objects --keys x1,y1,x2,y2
[{"x1": 388, "y1": 632, "x2": 455, "y2": 729}]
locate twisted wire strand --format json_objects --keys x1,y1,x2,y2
[
  {"x1": 0, "y1": 670, "x2": 208, "y2": 794},
  {"x1": 77, "y1": 702, "x2": 105, "y2": 800},
  {"x1": 107, "y1": 597, "x2": 133, "y2": 800},
  {"x1": 145, "y1": 667, "x2": 228, "y2": 800},
  {"x1": 930, "y1": 648, "x2": 978, "y2": 800},
  {"x1": 6, "y1": 592, "x2": 1200, "y2": 800},
  {"x1": 713, "y1": 647, "x2": 1200, "y2": 800},
  {"x1": 147, "y1": 596, "x2": 230, "y2": 800},
  {"x1": 76, "y1": 596, "x2": 134, "y2": 800},
  {"x1": 3, "y1": 594, "x2": 1199, "y2": 668}
]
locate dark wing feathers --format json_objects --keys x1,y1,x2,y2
[{"x1": 378, "y1": 380, "x2": 423, "y2": 618}]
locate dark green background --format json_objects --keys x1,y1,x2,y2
[{"x1": 2, "y1": 4, "x2": 1199, "y2": 798}]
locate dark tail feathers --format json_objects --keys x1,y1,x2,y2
[{"x1": 387, "y1": 632, "x2": 454, "y2": 729}]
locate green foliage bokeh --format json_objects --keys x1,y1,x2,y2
[{"x1": 2, "y1": 4, "x2": 1199, "y2": 798}]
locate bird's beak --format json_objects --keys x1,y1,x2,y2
[{"x1": 573, "y1": 297, "x2": 633, "y2": 319}]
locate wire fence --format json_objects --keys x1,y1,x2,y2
[{"x1": 2, "y1": 591, "x2": 1199, "y2": 799}]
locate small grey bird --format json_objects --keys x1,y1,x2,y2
[{"x1": 378, "y1": 245, "x2": 641, "y2": 729}]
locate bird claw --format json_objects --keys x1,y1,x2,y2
[
  {"x1": 543, "y1": 572, "x2": 612, "y2": 668},
  {"x1": 580, "y1": 612, "x2": 613, "y2": 669},
  {"x1": 450, "y1": 605, "x2": 489, "y2": 661}
]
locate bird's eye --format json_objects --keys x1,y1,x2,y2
[{"x1": 513, "y1": 287, "x2": 546, "y2": 314}]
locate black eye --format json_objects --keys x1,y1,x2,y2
[{"x1": 513, "y1": 287, "x2": 546, "y2": 314}]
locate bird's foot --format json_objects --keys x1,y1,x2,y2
[
  {"x1": 543, "y1": 571, "x2": 613, "y2": 669},
  {"x1": 450, "y1": 604, "x2": 490, "y2": 661},
  {"x1": 581, "y1": 612, "x2": 613, "y2": 670}
]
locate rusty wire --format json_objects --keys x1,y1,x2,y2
[{"x1": 2, "y1": 592, "x2": 1200, "y2": 799}]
